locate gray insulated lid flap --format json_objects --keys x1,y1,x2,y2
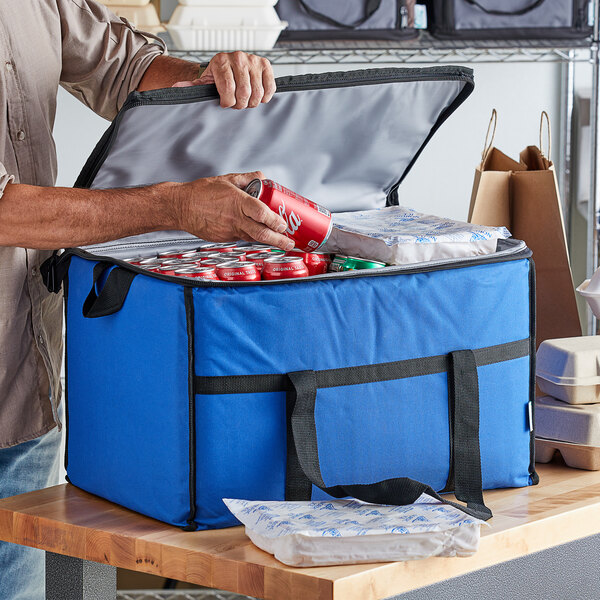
[{"x1": 76, "y1": 66, "x2": 473, "y2": 215}]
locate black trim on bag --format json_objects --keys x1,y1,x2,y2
[
  {"x1": 194, "y1": 338, "x2": 530, "y2": 395},
  {"x1": 74, "y1": 67, "x2": 473, "y2": 194},
  {"x1": 183, "y1": 287, "x2": 199, "y2": 531},
  {"x1": 528, "y1": 258, "x2": 539, "y2": 485}
]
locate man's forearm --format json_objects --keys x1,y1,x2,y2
[
  {"x1": 137, "y1": 55, "x2": 202, "y2": 91},
  {"x1": 0, "y1": 182, "x2": 178, "y2": 249}
]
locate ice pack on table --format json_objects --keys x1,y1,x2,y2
[
  {"x1": 322, "y1": 206, "x2": 511, "y2": 265},
  {"x1": 223, "y1": 495, "x2": 486, "y2": 567}
]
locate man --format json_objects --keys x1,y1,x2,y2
[{"x1": 0, "y1": 2, "x2": 292, "y2": 598}]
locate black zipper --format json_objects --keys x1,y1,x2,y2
[
  {"x1": 64, "y1": 241, "x2": 531, "y2": 289},
  {"x1": 75, "y1": 66, "x2": 474, "y2": 190}
]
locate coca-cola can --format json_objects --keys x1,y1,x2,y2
[
  {"x1": 188, "y1": 251, "x2": 222, "y2": 260},
  {"x1": 202, "y1": 242, "x2": 239, "y2": 253},
  {"x1": 218, "y1": 250, "x2": 246, "y2": 262},
  {"x1": 246, "y1": 251, "x2": 273, "y2": 273},
  {"x1": 245, "y1": 179, "x2": 333, "y2": 253},
  {"x1": 157, "y1": 251, "x2": 185, "y2": 259},
  {"x1": 123, "y1": 257, "x2": 143, "y2": 264},
  {"x1": 285, "y1": 250, "x2": 332, "y2": 276},
  {"x1": 216, "y1": 261, "x2": 260, "y2": 282},
  {"x1": 138, "y1": 257, "x2": 163, "y2": 267},
  {"x1": 156, "y1": 265, "x2": 180, "y2": 276},
  {"x1": 200, "y1": 256, "x2": 237, "y2": 267},
  {"x1": 174, "y1": 266, "x2": 219, "y2": 281},
  {"x1": 240, "y1": 244, "x2": 270, "y2": 255},
  {"x1": 262, "y1": 256, "x2": 309, "y2": 280}
]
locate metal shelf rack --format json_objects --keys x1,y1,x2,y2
[{"x1": 170, "y1": 17, "x2": 600, "y2": 334}]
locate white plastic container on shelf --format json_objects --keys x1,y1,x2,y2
[
  {"x1": 167, "y1": 0, "x2": 287, "y2": 51},
  {"x1": 577, "y1": 266, "x2": 600, "y2": 319},
  {"x1": 108, "y1": 4, "x2": 165, "y2": 33},
  {"x1": 536, "y1": 336, "x2": 600, "y2": 404}
]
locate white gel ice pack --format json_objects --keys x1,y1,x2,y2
[
  {"x1": 323, "y1": 206, "x2": 511, "y2": 265},
  {"x1": 223, "y1": 495, "x2": 486, "y2": 567}
]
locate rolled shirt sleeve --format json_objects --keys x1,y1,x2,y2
[
  {"x1": 58, "y1": 0, "x2": 166, "y2": 121},
  {"x1": 0, "y1": 161, "x2": 15, "y2": 198}
]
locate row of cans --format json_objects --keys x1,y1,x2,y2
[{"x1": 122, "y1": 242, "x2": 386, "y2": 282}]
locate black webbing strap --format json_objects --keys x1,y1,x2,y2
[
  {"x1": 464, "y1": 0, "x2": 545, "y2": 16},
  {"x1": 195, "y1": 338, "x2": 530, "y2": 395},
  {"x1": 298, "y1": 0, "x2": 382, "y2": 29},
  {"x1": 82, "y1": 261, "x2": 137, "y2": 318},
  {"x1": 285, "y1": 367, "x2": 492, "y2": 520},
  {"x1": 448, "y1": 350, "x2": 491, "y2": 519},
  {"x1": 41, "y1": 250, "x2": 72, "y2": 294}
]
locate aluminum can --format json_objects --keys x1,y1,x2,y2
[
  {"x1": 328, "y1": 255, "x2": 349, "y2": 272},
  {"x1": 342, "y1": 256, "x2": 386, "y2": 270},
  {"x1": 216, "y1": 261, "x2": 260, "y2": 282},
  {"x1": 138, "y1": 257, "x2": 163, "y2": 267},
  {"x1": 240, "y1": 244, "x2": 270, "y2": 255},
  {"x1": 286, "y1": 250, "x2": 332, "y2": 276},
  {"x1": 188, "y1": 251, "x2": 222, "y2": 260},
  {"x1": 200, "y1": 256, "x2": 237, "y2": 267},
  {"x1": 218, "y1": 250, "x2": 247, "y2": 261},
  {"x1": 123, "y1": 257, "x2": 143, "y2": 264},
  {"x1": 174, "y1": 266, "x2": 219, "y2": 281},
  {"x1": 157, "y1": 251, "x2": 185, "y2": 259},
  {"x1": 156, "y1": 265, "x2": 180, "y2": 276},
  {"x1": 245, "y1": 179, "x2": 333, "y2": 253},
  {"x1": 246, "y1": 251, "x2": 274, "y2": 273},
  {"x1": 201, "y1": 242, "x2": 239, "y2": 253},
  {"x1": 262, "y1": 256, "x2": 309, "y2": 280}
]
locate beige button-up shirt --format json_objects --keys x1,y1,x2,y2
[{"x1": 0, "y1": 0, "x2": 165, "y2": 448}]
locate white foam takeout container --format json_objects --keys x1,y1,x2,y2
[
  {"x1": 536, "y1": 396, "x2": 600, "y2": 445},
  {"x1": 167, "y1": 2, "x2": 286, "y2": 51},
  {"x1": 536, "y1": 336, "x2": 600, "y2": 404}
]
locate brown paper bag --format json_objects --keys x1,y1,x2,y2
[{"x1": 468, "y1": 111, "x2": 581, "y2": 347}]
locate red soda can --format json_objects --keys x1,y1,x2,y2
[
  {"x1": 174, "y1": 266, "x2": 219, "y2": 281},
  {"x1": 246, "y1": 251, "x2": 273, "y2": 273},
  {"x1": 218, "y1": 250, "x2": 246, "y2": 262},
  {"x1": 157, "y1": 251, "x2": 185, "y2": 259},
  {"x1": 262, "y1": 256, "x2": 309, "y2": 280},
  {"x1": 156, "y1": 265, "x2": 179, "y2": 276},
  {"x1": 201, "y1": 256, "x2": 237, "y2": 267},
  {"x1": 138, "y1": 257, "x2": 163, "y2": 267},
  {"x1": 216, "y1": 261, "x2": 260, "y2": 282},
  {"x1": 202, "y1": 242, "x2": 239, "y2": 253},
  {"x1": 123, "y1": 256, "x2": 143, "y2": 264},
  {"x1": 241, "y1": 244, "x2": 270, "y2": 255},
  {"x1": 188, "y1": 251, "x2": 221, "y2": 260},
  {"x1": 245, "y1": 179, "x2": 332, "y2": 253},
  {"x1": 285, "y1": 250, "x2": 332, "y2": 276}
]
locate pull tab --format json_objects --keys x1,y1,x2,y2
[
  {"x1": 539, "y1": 111, "x2": 551, "y2": 159},
  {"x1": 480, "y1": 109, "x2": 497, "y2": 167}
]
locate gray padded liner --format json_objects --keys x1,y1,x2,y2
[
  {"x1": 276, "y1": 0, "x2": 399, "y2": 30},
  {"x1": 454, "y1": 0, "x2": 572, "y2": 29},
  {"x1": 83, "y1": 68, "x2": 471, "y2": 255},
  {"x1": 91, "y1": 80, "x2": 464, "y2": 212}
]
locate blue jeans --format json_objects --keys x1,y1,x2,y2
[{"x1": 0, "y1": 425, "x2": 62, "y2": 600}]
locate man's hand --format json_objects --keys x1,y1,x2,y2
[
  {"x1": 173, "y1": 171, "x2": 293, "y2": 250},
  {"x1": 172, "y1": 51, "x2": 276, "y2": 109}
]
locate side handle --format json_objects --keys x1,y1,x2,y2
[{"x1": 82, "y1": 262, "x2": 137, "y2": 318}]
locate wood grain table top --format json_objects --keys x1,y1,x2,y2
[{"x1": 0, "y1": 459, "x2": 599, "y2": 600}]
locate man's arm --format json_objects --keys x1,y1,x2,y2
[
  {"x1": 0, "y1": 173, "x2": 293, "y2": 251},
  {"x1": 138, "y1": 52, "x2": 276, "y2": 110}
]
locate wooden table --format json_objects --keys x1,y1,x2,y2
[{"x1": 1, "y1": 459, "x2": 600, "y2": 600}]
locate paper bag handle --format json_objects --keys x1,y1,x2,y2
[
  {"x1": 540, "y1": 110, "x2": 551, "y2": 159},
  {"x1": 480, "y1": 109, "x2": 497, "y2": 167}
]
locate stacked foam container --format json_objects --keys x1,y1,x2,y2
[
  {"x1": 166, "y1": 0, "x2": 287, "y2": 51},
  {"x1": 535, "y1": 336, "x2": 600, "y2": 470},
  {"x1": 100, "y1": 0, "x2": 164, "y2": 33}
]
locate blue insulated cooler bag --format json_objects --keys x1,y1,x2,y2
[{"x1": 44, "y1": 67, "x2": 538, "y2": 530}]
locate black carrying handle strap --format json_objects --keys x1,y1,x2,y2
[
  {"x1": 285, "y1": 351, "x2": 492, "y2": 521},
  {"x1": 464, "y1": 0, "x2": 545, "y2": 17},
  {"x1": 297, "y1": 0, "x2": 382, "y2": 29},
  {"x1": 41, "y1": 250, "x2": 72, "y2": 293},
  {"x1": 82, "y1": 261, "x2": 137, "y2": 318}
]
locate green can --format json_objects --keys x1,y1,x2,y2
[
  {"x1": 329, "y1": 255, "x2": 349, "y2": 272},
  {"x1": 342, "y1": 256, "x2": 386, "y2": 270}
]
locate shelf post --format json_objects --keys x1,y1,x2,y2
[{"x1": 588, "y1": 0, "x2": 600, "y2": 334}]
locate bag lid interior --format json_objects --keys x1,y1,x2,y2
[{"x1": 76, "y1": 66, "x2": 473, "y2": 254}]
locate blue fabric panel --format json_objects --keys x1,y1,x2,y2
[
  {"x1": 195, "y1": 391, "x2": 286, "y2": 529},
  {"x1": 192, "y1": 258, "x2": 532, "y2": 528},
  {"x1": 66, "y1": 256, "x2": 191, "y2": 527},
  {"x1": 193, "y1": 259, "x2": 530, "y2": 377}
]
